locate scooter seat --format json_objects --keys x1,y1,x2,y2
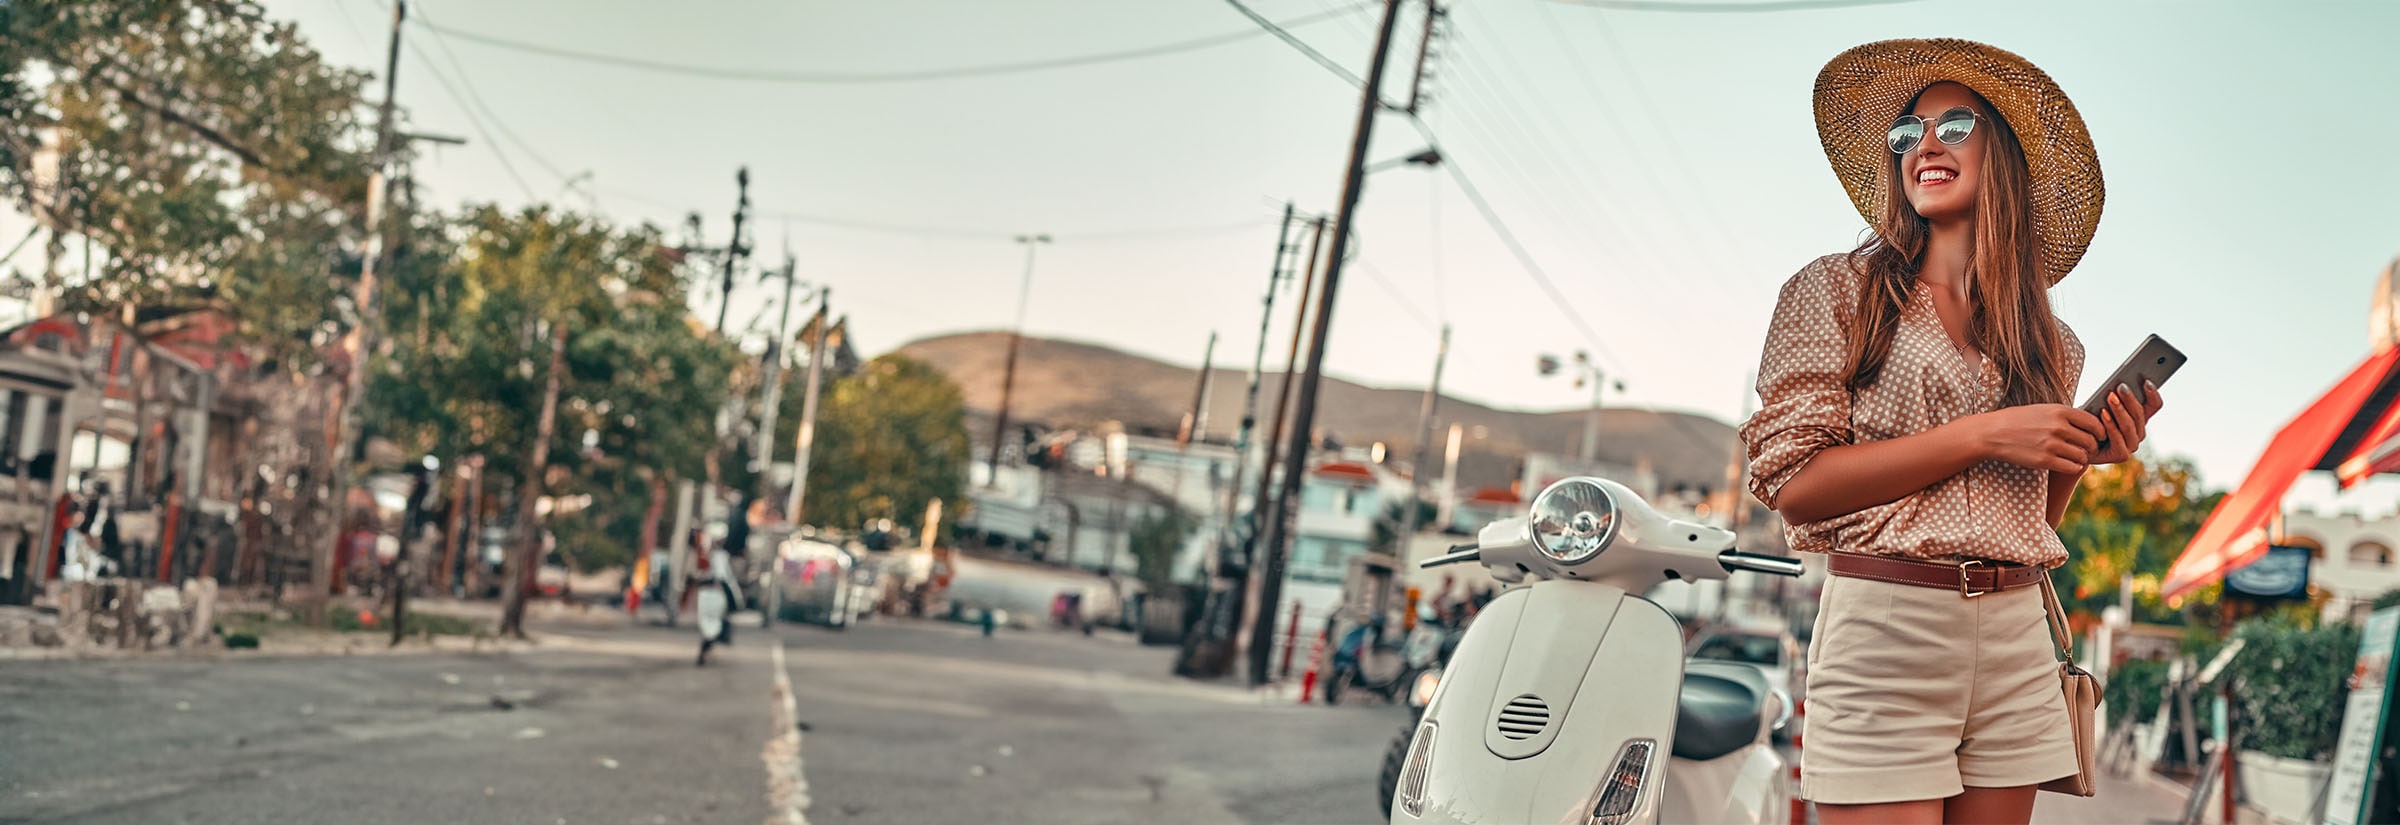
[{"x1": 1672, "y1": 661, "x2": 1771, "y2": 761}]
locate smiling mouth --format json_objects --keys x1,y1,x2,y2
[{"x1": 1916, "y1": 168, "x2": 1957, "y2": 187}]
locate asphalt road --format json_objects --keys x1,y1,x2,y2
[{"x1": 1, "y1": 615, "x2": 1405, "y2": 825}]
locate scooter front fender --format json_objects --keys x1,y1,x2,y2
[{"x1": 1393, "y1": 581, "x2": 1684, "y2": 825}]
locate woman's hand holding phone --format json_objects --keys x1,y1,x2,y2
[
  {"x1": 2086, "y1": 381, "x2": 2164, "y2": 466},
  {"x1": 1964, "y1": 404, "x2": 2106, "y2": 474}
]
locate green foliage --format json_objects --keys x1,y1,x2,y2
[
  {"x1": 2374, "y1": 590, "x2": 2400, "y2": 611},
  {"x1": 0, "y1": 0, "x2": 374, "y2": 364},
  {"x1": 1371, "y1": 499, "x2": 1440, "y2": 554},
  {"x1": 1130, "y1": 507, "x2": 1198, "y2": 589},
  {"x1": 798, "y1": 354, "x2": 970, "y2": 531},
  {"x1": 2106, "y1": 658, "x2": 2168, "y2": 728},
  {"x1": 547, "y1": 509, "x2": 628, "y2": 572},
  {"x1": 2056, "y1": 455, "x2": 2224, "y2": 622},
  {"x1": 367, "y1": 206, "x2": 737, "y2": 564},
  {"x1": 2225, "y1": 616, "x2": 2360, "y2": 761}
]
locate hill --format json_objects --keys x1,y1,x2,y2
[{"x1": 892, "y1": 332, "x2": 1744, "y2": 495}]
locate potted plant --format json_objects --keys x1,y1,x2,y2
[{"x1": 2225, "y1": 617, "x2": 2359, "y2": 824}]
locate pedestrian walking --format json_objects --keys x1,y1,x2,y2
[{"x1": 692, "y1": 540, "x2": 735, "y2": 666}]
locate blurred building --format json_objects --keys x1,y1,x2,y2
[{"x1": 2276, "y1": 507, "x2": 2400, "y2": 624}]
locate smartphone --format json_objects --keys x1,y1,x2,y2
[{"x1": 2079, "y1": 334, "x2": 2186, "y2": 448}]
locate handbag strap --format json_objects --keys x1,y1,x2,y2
[{"x1": 2037, "y1": 571, "x2": 2076, "y2": 661}]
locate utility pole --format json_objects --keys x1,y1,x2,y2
[
  {"x1": 1235, "y1": 216, "x2": 1326, "y2": 677},
  {"x1": 1436, "y1": 422, "x2": 1464, "y2": 529},
  {"x1": 714, "y1": 168, "x2": 752, "y2": 336},
  {"x1": 664, "y1": 169, "x2": 751, "y2": 611},
  {"x1": 753, "y1": 253, "x2": 798, "y2": 503},
  {"x1": 1170, "y1": 332, "x2": 1218, "y2": 502},
  {"x1": 1395, "y1": 324, "x2": 1450, "y2": 558},
  {"x1": 318, "y1": 0, "x2": 406, "y2": 616},
  {"x1": 986, "y1": 234, "x2": 1051, "y2": 485},
  {"x1": 785, "y1": 294, "x2": 832, "y2": 524},
  {"x1": 1248, "y1": 0, "x2": 1409, "y2": 686},
  {"x1": 1176, "y1": 205, "x2": 1296, "y2": 679}
]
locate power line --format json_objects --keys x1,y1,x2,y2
[
  {"x1": 1222, "y1": 0, "x2": 1368, "y2": 89},
  {"x1": 415, "y1": 4, "x2": 1370, "y2": 85},
  {"x1": 1353, "y1": 258, "x2": 1439, "y2": 333},
  {"x1": 394, "y1": 26, "x2": 537, "y2": 201},
  {"x1": 1543, "y1": 0, "x2": 1926, "y2": 10},
  {"x1": 581, "y1": 184, "x2": 1273, "y2": 242},
  {"x1": 1542, "y1": 1, "x2": 1751, "y2": 295},
  {"x1": 1224, "y1": 2, "x2": 1627, "y2": 371},
  {"x1": 1407, "y1": 115, "x2": 1626, "y2": 374},
  {"x1": 412, "y1": 6, "x2": 572, "y2": 184}
]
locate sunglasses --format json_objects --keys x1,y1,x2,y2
[{"x1": 1887, "y1": 107, "x2": 1983, "y2": 155}]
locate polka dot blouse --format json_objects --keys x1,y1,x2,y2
[{"x1": 1738, "y1": 254, "x2": 2083, "y2": 568}]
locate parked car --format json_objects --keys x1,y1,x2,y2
[{"x1": 769, "y1": 537, "x2": 867, "y2": 629}]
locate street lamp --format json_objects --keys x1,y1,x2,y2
[
  {"x1": 1538, "y1": 351, "x2": 1623, "y2": 462},
  {"x1": 987, "y1": 234, "x2": 1053, "y2": 486},
  {"x1": 1365, "y1": 147, "x2": 1443, "y2": 175}
]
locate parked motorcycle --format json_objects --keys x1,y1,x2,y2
[{"x1": 1387, "y1": 476, "x2": 1800, "y2": 825}]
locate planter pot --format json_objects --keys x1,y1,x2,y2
[{"x1": 2236, "y1": 750, "x2": 2331, "y2": 825}]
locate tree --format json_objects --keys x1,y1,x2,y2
[
  {"x1": 2057, "y1": 454, "x2": 2226, "y2": 622},
  {"x1": 1371, "y1": 500, "x2": 1438, "y2": 556},
  {"x1": 367, "y1": 206, "x2": 736, "y2": 636},
  {"x1": 798, "y1": 354, "x2": 970, "y2": 531},
  {"x1": 1130, "y1": 508, "x2": 1198, "y2": 591},
  {"x1": 0, "y1": 0, "x2": 373, "y2": 358}
]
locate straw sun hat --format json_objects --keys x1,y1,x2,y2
[{"x1": 1814, "y1": 38, "x2": 2103, "y2": 284}]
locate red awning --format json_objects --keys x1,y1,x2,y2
[{"x1": 2162, "y1": 343, "x2": 2400, "y2": 601}]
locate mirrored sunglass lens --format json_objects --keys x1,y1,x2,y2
[
  {"x1": 1935, "y1": 114, "x2": 1977, "y2": 144},
  {"x1": 1887, "y1": 121, "x2": 1924, "y2": 153}
]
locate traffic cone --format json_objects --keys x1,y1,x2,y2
[{"x1": 1298, "y1": 627, "x2": 1328, "y2": 704}]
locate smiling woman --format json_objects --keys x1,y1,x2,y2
[{"x1": 1741, "y1": 38, "x2": 2157, "y2": 825}]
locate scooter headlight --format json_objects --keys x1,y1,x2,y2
[
  {"x1": 1530, "y1": 478, "x2": 1619, "y2": 565},
  {"x1": 1408, "y1": 667, "x2": 1442, "y2": 709}
]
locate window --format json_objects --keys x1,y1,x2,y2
[
  {"x1": 1300, "y1": 485, "x2": 1336, "y2": 513},
  {"x1": 2351, "y1": 541, "x2": 2394, "y2": 568}
]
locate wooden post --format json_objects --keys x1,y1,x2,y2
[{"x1": 438, "y1": 465, "x2": 466, "y2": 592}]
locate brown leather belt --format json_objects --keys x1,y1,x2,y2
[{"x1": 1827, "y1": 553, "x2": 2045, "y2": 597}]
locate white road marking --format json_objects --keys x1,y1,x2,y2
[{"x1": 764, "y1": 640, "x2": 812, "y2": 825}]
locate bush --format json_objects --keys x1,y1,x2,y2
[
  {"x1": 2107, "y1": 658, "x2": 2168, "y2": 728},
  {"x1": 2225, "y1": 617, "x2": 2361, "y2": 761}
]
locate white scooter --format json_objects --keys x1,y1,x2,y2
[{"x1": 1389, "y1": 476, "x2": 1804, "y2": 825}]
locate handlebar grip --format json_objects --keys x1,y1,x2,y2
[
  {"x1": 1419, "y1": 545, "x2": 1481, "y2": 569},
  {"x1": 1718, "y1": 550, "x2": 1805, "y2": 578}
]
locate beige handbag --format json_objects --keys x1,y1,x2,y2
[{"x1": 2037, "y1": 573, "x2": 2101, "y2": 797}]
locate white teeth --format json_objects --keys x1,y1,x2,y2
[{"x1": 1917, "y1": 169, "x2": 1956, "y2": 184}]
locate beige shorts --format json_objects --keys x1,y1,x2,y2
[{"x1": 1801, "y1": 571, "x2": 2078, "y2": 804}]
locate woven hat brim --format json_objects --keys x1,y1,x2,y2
[{"x1": 1814, "y1": 38, "x2": 2103, "y2": 285}]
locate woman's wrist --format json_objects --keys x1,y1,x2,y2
[{"x1": 1935, "y1": 414, "x2": 1995, "y2": 465}]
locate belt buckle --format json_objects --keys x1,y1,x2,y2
[{"x1": 1958, "y1": 559, "x2": 1990, "y2": 598}]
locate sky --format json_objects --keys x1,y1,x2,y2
[{"x1": 15, "y1": 0, "x2": 2400, "y2": 515}]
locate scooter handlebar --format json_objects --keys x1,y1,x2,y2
[
  {"x1": 1718, "y1": 549, "x2": 1805, "y2": 578},
  {"x1": 1419, "y1": 544, "x2": 1482, "y2": 569}
]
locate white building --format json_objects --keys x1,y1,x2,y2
[{"x1": 2277, "y1": 507, "x2": 2400, "y2": 624}]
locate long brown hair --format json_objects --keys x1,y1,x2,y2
[{"x1": 1844, "y1": 88, "x2": 2069, "y2": 408}]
